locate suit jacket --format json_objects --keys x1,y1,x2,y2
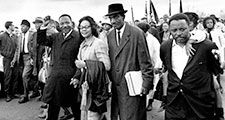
[
  {"x1": 107, "y1": 22, "x2": 153, "y2": 120},
  {"x1": 12, "y1": 30, "x2": 35, "y2": 65},
  {"x1": 0, "y1": 32, "x2": 17, "y2": 59},
  {"x1": 160, "y1": 39, "x2": 220, "y2": 118},
  {"x1": 37, "y1": 29, "x2": 81, "y2": 107}
]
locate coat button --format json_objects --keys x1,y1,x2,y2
[{"x1": 180, "y1": 89, "x2": 183, "y2": 93}]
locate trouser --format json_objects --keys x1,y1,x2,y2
[
  {"x1": 22, "y1": 54, "x2": 33, "y2": 97},
  {"x1": 165, "y1": 94, "x2": 214, "y2": 120},
  {"x1": 3, "y1": 57, "x2": 14, "y2": 96},
  {"x1": 0, "y1": 71, "x2": 4, "y2": 95},
  {"x1": 47, "y1": 102, "x2": 81, "y2": 120},
  {"x1": 12, "y1": 63, "x2": 23, "y2": 94}
]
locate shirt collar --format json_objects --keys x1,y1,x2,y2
[
  {"x1": 81, "y1": 36, "x2": 95, "y2": 47},
  {"x1": 116, "y1": 22, "x2": 126, "y2": 36},
  {"x1": 63, "y1": 29, "x2": 73, "y2": 39}
]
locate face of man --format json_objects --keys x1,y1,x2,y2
[
  {"x1": 34, "y1": 23, "x2": 43, "y2": 30},
  {"x1": 21, "y1": 25, "x2": 29, "y2": 33},
  {"x1": 109, "y1": 14, "x2": 124, "y2": 30},
  {"x1": 59, "y1": 16, "x2": 73, "y2": 34},
  {"x1": 169, "y1": 19, "x2": 190, "y2": 44},
  {"x1": 205, "y1": 19, "x2": 214, "y2": 29},
  {"x1": 9, "y1": 24, "x2": 15, "y2": 32}
]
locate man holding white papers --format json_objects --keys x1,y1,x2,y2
[{"x1": 105, "y1": 3, "x2": 153, "y2": 120}]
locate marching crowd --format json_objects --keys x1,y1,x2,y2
[{"x1": 0, "y1": 2, "x2": 225, "y2": 120}]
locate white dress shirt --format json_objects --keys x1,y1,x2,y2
[
  {"x1": 22, "y1": 32, "x2": 29, "y2": 53},
  {"x1": 172, "y1": 40, "x2": 189, "y2": 79},
  {"x1": 116, "y1": 23, "x2": 126, "y2": 46}
]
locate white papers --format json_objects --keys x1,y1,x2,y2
[
  {"x1": 0, "y1": 55, "x2": 3, "y2": 72},
  {"x1": 125, "y1": 71, "x2": 143, "y2": 96}
]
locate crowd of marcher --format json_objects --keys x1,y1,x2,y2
[{"x1": 0, "y1": 2, "x2": 225, "y2": 120}]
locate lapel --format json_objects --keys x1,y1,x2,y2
[
  {"x1": 114, "y1": 23, "x2": 130, "y2": 58},
  {"x1": 183, "y1": 43, "x2": 200, "y2": 73},
  {"x1": 61, "y1": 30, "x2": 74, "y2": 46},
  {"x1": 165, "y1": 39, "x2": 173, "y2": 70}
]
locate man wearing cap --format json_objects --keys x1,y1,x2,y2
[
  {"x1": 12, "y1": 19, "x2": 38, "y2": 103},
  {"x1": 0, "y1": 21, "x2": 17, "y2": 102},
  {"x1": 99, "y1": 20, "x2": 112, "y2": 45},
  {"x1": 105, "y1": 3, "x2": 153, "y2": 120}
]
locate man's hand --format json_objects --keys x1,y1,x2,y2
[
  {"x1": 70, "y1": 78, "x2": 79, "y2": 88},
  {"x1": 140, "y1": 87, "x2": 149, "y2": 96},
  {"x1": 75, "y1": 60, "x2": 86, "y2": 69},
  {"x1": 10, "y1": 60, "x2": 15, "y2": 68}
]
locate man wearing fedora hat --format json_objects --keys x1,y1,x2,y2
[{"x1": 105, "y1": 3, "x2": 153, "y2": 120}]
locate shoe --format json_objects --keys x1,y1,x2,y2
[
  {"x1": 59, "y1": 114, "x2": 73, "y2": 120},
  {"x1": 30, "y1": 92, "x2": 40, "y2": 98},
  {"x1": 18, "y1": 97, "x2": 29, "y2": 104},
  {"x1": 146, "y1": 99, "x2": 153, "y2": 111},
  {"x1": 38, "y1": 109, "x2": 47, "y2": 119},
  {"x1": 40, "y1": 104, "x2": 48, "y2": 109},
  {"x1": 5, "y1": 95, "x2": 13, "y2": 102}
]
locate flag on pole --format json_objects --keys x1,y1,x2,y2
[
  {"x1": 179, "y1": 0, "x2": 183, "y2": 13},
  {"x1": 149, "y1": 0, "x2": 152, "y2": 19},
  {"x1": 150, "y1": 0, "x2": 159, "y2": 23},
  {"x1": 131, "y1": 6, "x2": 135, "y2": 24},
  {"x1": 169, "y1": 0, "x2": 171, "y2": 16},
  {"x1": 145, "y1": 1, "x2": 148, "y2": 19}
]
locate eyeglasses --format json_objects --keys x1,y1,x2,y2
[{"x1": 79, "y1": 26, "x2": 91, "y2": 30}]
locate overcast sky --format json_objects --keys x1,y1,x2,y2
[{"x1": 0, "y1": 0, "x2": 224, "y2": 30}]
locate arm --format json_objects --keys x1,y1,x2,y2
[
  {"x1": 95, "y1": 39, "x2": 111, "y2": 71},
  {"x1": 137, "y1": 31, "x2": 154, "y2": 94},
  {"x1": 37, "y1": 29, "x2": 53, "y2": 47}
]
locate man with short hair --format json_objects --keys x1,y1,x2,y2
[
  {"x1": 37, "y1": 14, "x2": 81, "y2": 120},
  {"x1": 13, "y1": 19, "x2": 38, "y2": 104},
  {"x1": 0, "y1": 21, "x2": 17, "y2": 102},
  {"x1": 160, "y1": 13, "x2": 222, "y2": 120},
  {"x1": 105, "y1": 3, "x2": 153, "y2": 120}
]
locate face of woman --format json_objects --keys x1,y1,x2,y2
[
  {"x1": 206, "y1": 19, "x2": 214, "y2": 29},
  {"x1": 162, "y1": 23, "x2": 169, "y2": 32},
  {"x1": 79, "y1": 20, "x2": 92, "y2": 38}
]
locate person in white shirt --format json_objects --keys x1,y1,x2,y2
[{"x1": 137, "y1": 22, "x2": 163, "y2": 111}]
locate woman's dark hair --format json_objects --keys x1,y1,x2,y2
[
  {"x1": 202, "y1": 16, "x2": 216, "y2": 29},
  {"x1": 183, "y1": 12, "x2": 199, "y2": 28},
  {"x1": 78, "y1": 16, "x2": 99, "y2": 41}
]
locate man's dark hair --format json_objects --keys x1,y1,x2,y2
[
  {"x1": 5, "y1": 21, "x2": 13, "y2": 29},
  {"x1": 169, "y1": 13, "x2": 190, "y2": 26},
  {"x1": 184, "y1": 12, "x2": 199, "y2": 28},
  {"x1": 59, "y1": 14, "x2": 72, "y2": 21}
]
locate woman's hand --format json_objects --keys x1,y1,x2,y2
[
  {"x1": 75, "y1": 60, "x2": 86, "y2": 69},
  {"x1": 185, "y1": 39, "x2": 196, "y2": 57},
  {"x1": 70, "y1": 78, "x2": 79, "y2": 88}
]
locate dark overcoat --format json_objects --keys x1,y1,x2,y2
[
  {"x1": 107, "y1": 23, "x2": 153, "y2": 120},
  {"x1": 37, "y1": 29, "x2": 81, "y2": 107},
  {"x1": 160, "y1": 39, "x2": 220, "y2": 119}
]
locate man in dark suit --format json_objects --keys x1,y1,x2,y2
[
  {"x1": 0, "y1": 21, "x2": 17, "y2": 102},
  {"x1": 13, "y1": 20, "x2": 40, "y2": 104},
  {"x1": 105, "y1": 3, "x2": 153, "y2": 120},
  {"x1": 37, "y1": 14, "x2": 81, "y2": 120},
  {"x1": 160, "y1": 13, "x2": 222, "y2": 120}
]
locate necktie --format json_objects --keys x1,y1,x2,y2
[
  {"x1": 117, "y1": 30, "x2": 121, "y2": 46},
  {"x1": 207, "y1": 30, "x2": 212, "y2": 41},
  {"x1": 22, "y1": 34, "x2": 25, "y2": 53}
]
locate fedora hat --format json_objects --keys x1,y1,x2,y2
[
  {"x1": 105, "y1": 3, "x2": 127, "y2": 16},
  {"x1": 33, "y1": 17, "x2": 44, "y2": 24}
]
